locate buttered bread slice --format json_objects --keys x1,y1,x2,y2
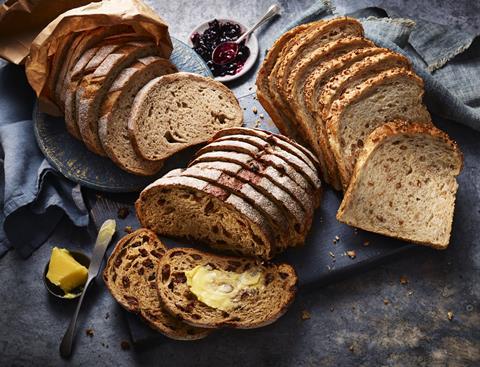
[{"x1": 156, "y1": 247, "x2": 297, "y2": 329}]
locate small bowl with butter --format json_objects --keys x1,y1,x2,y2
[{"x1": 43, "y1": 247, "x2": 90, "y2": 299}]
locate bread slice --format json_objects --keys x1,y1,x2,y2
[
  {"x1": 102, "y1": 229, "x2": 210, "y2": 340},
  {"x1": 326, "y1": 68, "x2": 432, "y2": 189},
  {"x1": 189, "y1": 151, "x2": 315, "y2": 214},
  {"x1": 337, "y1": 121, "x2": 463, "y2": 249},
  {"x1": 76, "y1": 42, "x2": 162, "y2": 155},
  {"x1": 136, "y1": 173, "x2": 276, "y2": 259},
  {"x1": 98, "y1": 57, "x2": 177, "y2": 175},
  {"x1": 269, "y1": 18, "x2": 364, "y2": 136},
  {"x1": 193, "y1": 139, "x2": 321, "y2": 193},
  {"x1": 156, "y1": 247, "x2": 297, "y2": 329},
  {"x1": 189, "y1": 161, "x2": 311, "y2": 248},
  {"x1": 128, "y1": 72, "x2": 243, "y2": 161},
  {"x1": 318, "y1": 50, "x2": 411, "y2": 119},
  {"x1": 255, "y1": 23, "x2": 312, "y2": 139}
]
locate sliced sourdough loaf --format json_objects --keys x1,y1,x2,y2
[
  {"x1": 318, "y1": 50, "x2": 411, "y2": 119},
  {"x1": 136, "y1": 173, "x2": 277, "y2": 259},
  {"x1": 326, "y1": 68, "x2": 432, "y2": 189},
  {"x1": 178, "y1": 166, "x2": 291, "y2": 252},
  {"x1": 255, "y1": 22, "x2": 312, "y2": 139},
  {"x1": 269, "y1": 18, "x2": 364, "y2": 135},
  {"x1": 156, "y1": 247, "x2": 297, "y2": 329},
  {"x1": 128, "y1": 72, "x2": 243, "y2": 161},
  {"x1": 103, "y1": 229, "x2": 210, "y2": 340},
  {"x1": 337, "y1": 121, "x2": 463, "y2": 249},
  {"x1": 76, "y1": 41, "x2": 162, "y2": 155},
  {"x1": 98, "y1": 57, "x2": 177, "y2": 175},
  {"x1": 189, "y1": 151, "x2": 315, "y2": 214}
]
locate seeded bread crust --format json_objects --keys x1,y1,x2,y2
[
  {"x1": 337, "y1": 121, "x2": 463, "y2": 249},
  {"x1": 156, "y1": 247, "x2": 298, "y2": 329},
  {"x1": 326, "y1": 68, "x2": 432, "y2": 189},
  {"x1": 128, "y1": 72, "x2": 243, "y2": 161},
  {"x1": 98, "y1": 57, "x2": 177, "y2": 175},
  {"x1": 136, "y1": 173, "x2": 276, "y2": 259},
  {"x1": 103, "y1": 229, "x2": 210, "y2": 340}
]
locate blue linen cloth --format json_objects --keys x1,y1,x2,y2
[{"x1": 1, "y1": 0, "x2": 479, "y2": 257}]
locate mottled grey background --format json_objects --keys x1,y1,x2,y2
[{"x1": 1, "y1": 1, "x2": 479, "y2": 366}]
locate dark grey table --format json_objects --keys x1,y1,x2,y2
[{"x1": 1, "y1": 1, "x2": 479, "y2": 366}]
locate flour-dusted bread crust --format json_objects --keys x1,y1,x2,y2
[
  {"x1": 76, "y1": 41, "x2": 162, "y2": 156},
  {"x1": 98, "y1": 57, "x2": 177, "y2": 175},
  {"x1": 326, "y1": 68, "x2": 432, "y2": 189},
  {"x1": 102, "y1": 229, "x2": 210, "y2": 340},
  {"x1": 337, "y1": 121, "x2": 463, "y2": 249},
  {"x1": 136, "y1": 173, "x2": 277, "y2": 259},
  {"x1": 128, "y1": 72, "x2": 243, "y2": 161},
  {"x1": 156, "y1": 248, "x2": 297, "y2": 329}
]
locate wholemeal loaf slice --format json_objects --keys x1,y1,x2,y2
[
  {"x1": 156, "y1": 247, "x2": 297, "y2": 329},
  {"x1": 103, "y1": 229, "x2": 210, "y2": 340},
  {"x1": 128, "y1": 72, "x2": 243, "y2": 161},
  {"x1": 302, "y1": 47, "x2": 386, "y2": 189},
  {"x1": 337, "y1": 121, "x2": 463, "y2": 249},
  {"x1": 136, "y1": 173, "x2": 277, "y2": 259},
  {"x1": 326, "y1": 68, "x2": 432, "y2": 189},
  {"x1": 77, "y1": 42, "x2": 162, "y2": 155},
  {"x1": 98, "y1": 57, "x2": 177, "y2": 175},
  {"x1": 189, "y1": 151, "x2": 315, "y2": 214}
]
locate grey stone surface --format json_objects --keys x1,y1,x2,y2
[{"x1": 1, "y1": 1, "x2": 480, "y2": 366}]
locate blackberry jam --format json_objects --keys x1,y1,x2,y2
[{"x1": 191, "y1": 19, "x2": 250, "y2": 77}]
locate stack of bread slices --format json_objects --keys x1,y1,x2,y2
[
  {"x1": 44, "y1": 26, "x2": 243, "y2": 175},
  {"x1": 136, "y1": 127, "x2": 323, "y2": 260},
  {"x1": 256, "y1": 17, "x2": 463, "y2": 249}
]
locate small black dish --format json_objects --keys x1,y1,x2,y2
[{"x1": 43, "y1": 251, "x2": 91, "y2": 300}]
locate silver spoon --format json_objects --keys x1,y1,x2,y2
[
  {"x1": 212, "y1": 4, "x2": 281, "y2": 65},
  {"x1": 59, "y1": 219, "x2": 116, "y2": 358}
]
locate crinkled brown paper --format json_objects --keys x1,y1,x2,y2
[{"x1": 0, "y1": 0, "x2": 172, "y2": 115}]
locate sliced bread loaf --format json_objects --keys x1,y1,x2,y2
[
  {"x1": 98, "y1": 57, "x2": 177, "y2": 175},
  {"x1": 326, "y1": 68, "x2": 432, "y2": 188},
  {"x1": 337, "y1": 121, "x2": 463, "y2": 249},
  {"x1": 76, "y1": 42, "x2": 162, "y2": 155},
  {"x1": 156, "y1": 247, "x2": 297, "y2": 329},
  {"x1": 102, "y1": 229, "x2": 210, "y2": 340},
  {"x1": 136, "y1": 173, "x2": 276, "y2": 259},
  {"x1": 128, "y1": 72, "x2": 243, "y2": 161}
]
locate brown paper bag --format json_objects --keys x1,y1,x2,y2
[{"x1": 12, "y1": 0, "x2": 172, "y2": 115}]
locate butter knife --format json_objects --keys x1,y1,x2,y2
[{"x1": 59, "y1": 219, "x2": 116, "y2": 358}]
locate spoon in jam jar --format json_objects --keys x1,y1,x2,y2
[{"x1": 212, "y1": 4, "x2": 281, "y2": 65}]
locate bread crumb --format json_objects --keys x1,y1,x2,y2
[
  {"x1": 252, "y1": 107, "x2": 258, "y2": 114},
  {"x1": 335, "y1": 235, "x2": 340, "y2": 241},
  {"x1": 400, "y1": 275, "x2": 409, "y2": 285},
  {"x1": 254, "y1": 119, "x2": 261, "y2": 128},
  {"x1": 124, "y1": 226, "x2": 134, "y2": 234},
  {"x1": 121, "y1": 341, "x2": 131, "y2": 350},
  {"x1": 117, "y1": 207, "x2": 130, "y2": 219},
  {"x1": 349, "y1": 345, "x2": 354, "y2": 352},
  {"x1": 328, "y1": 251, "x2": 335, "y2": 258},
  {"x1": 301, "y1": 310, "x2": 311, "y2": 320},
  {"x1": 407, "y1": 291, "x2": 414, "y2": 296},
  {"x1": 86, "y1": 328, "x2": 94, "y2": 337},
  {"x1": 447, "y1": 311, "x2": 454, "y2": 321},
  {"x1": 362, "y1": 241, "x2": 370, "y2": 247},
  {"x1": 346, "y1": 250, "x2": 356, "y2": 259},
  {"x1": 383, "y1": 299, "x2": 389, "y2": 305},
  {"x1": 259, "y1": 114, "x2": 264, "y2": 119}
]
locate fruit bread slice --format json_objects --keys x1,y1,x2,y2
[
  {"x1": 136, "y1": 172, "x2": 277, "y2": 259},
  {"x1": 156, "y1": 247, "x2": 297, "y2": 329},
  {"x1": 326, "y1": 68, "x2": 432, "y2": 189},
  {"x1": 128, "y1": 72, "x2": 243, "y2": 161},
  {"x1": 98, "y1": 56, "x2": 177, "y2": 175},
  {"x1": 103, "y1": 229, "x2": 210, "y2": 340},
  {"x1": 77, "y1": 41, "x2": 163, "y2": 156},
  {"x1": 190, "y1": 150, "x2": 316, "y2": 214},
  {"x1": 179, "y1": 165, "x2": 295, "y2": 251},
  {"x1": 189, "y1": 161, "x2": 311, "y2": 247},
  {"x1": 337, "y1": 121, "x2": 463, "y2": 249},
  {"x1": 270, "y1": 18, "x2": 364, "y2": 136},
  {"x1": 303, "y1": 47, "x2": 386, "y2": 189}
]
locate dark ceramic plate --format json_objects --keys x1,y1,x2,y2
[{"x1": 34, "y1": 37, "x2": 212, "y2": 193}]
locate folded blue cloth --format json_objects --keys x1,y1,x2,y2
[{"x1": 1, "y1": 0, "x2": 479, "y2": 257}]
